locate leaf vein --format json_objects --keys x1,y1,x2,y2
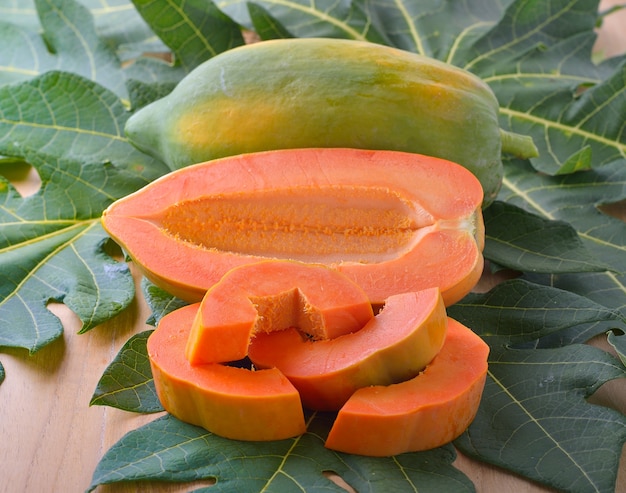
[
  {"x1": 487, "y1": 368, "x2": 597, "y2": 489},
  {"x1": 498, "y1": 106, "x2": 626, "y2": 154}
]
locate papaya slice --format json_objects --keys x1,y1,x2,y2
[
  {"x1": 147, "y1": 303, "x2": 306, "y2": 441},
  {"x1": 102, "y1": 148, "x2": 484, "y2": 305},
  {"x1": 185, "y1": 260, "x2": 374, "y2": 365},
  {"x1": 248, "y1": 288, "x2": 447, "y2": 411},
  {"x1": 324, "y1": 318, "x2": 489, "y2": 456}
]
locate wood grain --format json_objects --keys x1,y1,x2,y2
[{"x1": 1, "y1": 2, "x2": 625, "y2": 491}]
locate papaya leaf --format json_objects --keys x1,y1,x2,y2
[
  {"x1": 498, "y1": 158, "x2": 626, "y2": 315},
  {"x1": 461, "y1": 0, "x2": 602, "y2": 74},
  {"x1": 217, "y1": 0, "x2": 390, "y2": 43},
  {"x1": 483, "y1": 201, "x2": 613, "y2": 273},
  {"x1": 247, "y1": 2, "x2": 295, "y2": 40},
  {"x1": 455, "y1": 343, "x2": 626, "y2": 493},
  {"x1": 88, "y1": 413, "x2": 475, "y2": 492},
  {"x1": 80, "y1": 0, "x2": 167, "y2": 60},
  {"x1": 1, "y1": 0, "x2": 155, "y2": 43},
  {"x1": 0, "y1": 71, "x2": 167, "y2": 186},
  {"x1": 450, "y1": 279, "x2": 626, "y2": 347},
  {"x1": 468, "y1": 0, "x2": 626, "y2": 175},
  {"x1": 0, "y1": 21, "x2": 44, "y2": 86},
  {"x1": 0, "y1": 71, "x2": 169, "y2": 351},
  {"x1": 124, "y1": 77, "x2": 180, "y2": 111},
  {"x1": 608, "y1": 330, "x2": 626, "y2": 368},
  {"x1": 0, "y1": 0, "x2": 183, "y2": 96},
  {"x1": 497, "y1": 58, "x2": 625, "y2": 176},
  {"x1": 0, "y1": 220, "x2": 132, "y2": 351},
  {"x1": 141, "y1": 278, "x2": 188, "y2": 326},
  {"x1": 0, "y1": 0, "x2": 164, "y2": 58},
  {"x1": 366, "y1": 0, "x2": 511, "y2": 58},
  {"x1": 0, "y1": 0, "x2": 40, "y2": 30},
  {"x1": 90, "y1": 330, "x2": 162, "y2": 413},
  {"x1": 0, "y1": 0, "x2": 128, "y2": 98},
  {"x1": 130, "y1": 0, "x2": 245, "y2": 73}
]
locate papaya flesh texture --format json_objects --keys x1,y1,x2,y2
[
  {"x1": 324, "y1": 318, "x2": 489, "y2": 456},
  {"x1": 185, "y1": 260, "x2": 374, "y2": 365},
  {"x1": 102, "y1": 148, "x2": 485, "y2": 306},
  {"x1": 125, "y1": 38, "x2": 538, "y2": 205},
  {"x1": 147, "y1": 303, "x2": 307, "y2": 441},
  {"x1": 248, "y1": 288, "x2": 447, "y2": 411}
]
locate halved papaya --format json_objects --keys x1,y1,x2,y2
[
  {"x1": 146, "y1": 303, "x2": 306, "y2": 441},
  {"x1": 102, "y1": 148, "x2": 484, "y2": 305},
  {"x1": 248, "y1": 288, "x2": 447, "y2": 411},
  {"x1": 324, "y1": 318, "x2": 489, "y2": 456},
  {"x1": 185, "y1": 260, "x2": 374, "y2": 365}
]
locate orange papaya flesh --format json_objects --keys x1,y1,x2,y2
[
  {"x1": 147, "y1": 303, "x2": 307, "y2": 441},
  {"x1": 102, "y1": 148, "x2": 484, "y2": 305},
  {"x1": 247, "y1": 288, "x2": 447, "y2": 411},
  {"x1": 324, "y1": 318, "x2": 489, "y2": 456},
  {"x1": 185, "y1": 260, "x2": 374, "y2": 365}
]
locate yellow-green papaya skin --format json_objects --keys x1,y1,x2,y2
[{"x1": 125, "y1": 38, "x2": 538, "y2": 206}]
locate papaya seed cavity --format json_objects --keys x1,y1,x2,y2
[{"x1": 156, "y1": 186, "x2": 433, "y2": 264}]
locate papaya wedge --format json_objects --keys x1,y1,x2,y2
[
  {"x1": 324, "y1": 318, "x2": 489, "y2": 456},
  {"x1": 185, "y1": 260, "x2": 374, "y2": 365},
  {"x1": 124, "y1": 38, "x2": 538, "y2": 205},
  {"x1": 248, "y1": 288, "x2": 447, "y2": 411},
  {"x1": 147, "y1": 303, "x2": 306, "y2": 441},
  {"x1": 102, "y1": 148, "x2": 485, "y2": 306}
]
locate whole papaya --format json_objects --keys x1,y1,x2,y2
[{"x1": 125, "y1": 38, "x2": 537, "y2": 205}]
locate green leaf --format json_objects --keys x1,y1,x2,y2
[
  {"x1": 555, "y1": 144, "x2": 593, "y2": 174},
  {"x1": 1, "y1": 0, "x2": 159, "y2": 50},
  {"x1": 607, "y1": 330, "x2": 626, "y2": 368},
  {"x1": 0, "y1": 71, "x2": 169, "y2": 351},
  {"x1": 0, "y1": 71, "x2": 167, "y2": 185},
  {"x1": 247, "y1": 2, "x2": 294, "y2": 40},
  {"x1": 125, "y1": 78, "x2": 179, "y2": 111},
  {"x1": 455, "y1": 343, "x2": 626, "y2": 493},
  {"x1": 0, "y1": 0, "x2": 177, "y2": 94},
  {"x1": 0, "y1": 222, "x2": 131, "y2": 351},
  {"x1": 450, "y1": 279, "x2": 626, "y2": 347},
  {"x1": 90, "y1": 330, "x2": 163, "y2": 412},
  {"x1": 483, "y1": 201, "x2": 613, "y2": 273},
  {"x1": 130, "y1": 0, "x2": 245, "y2": 73},
  {"x1": 368, "y1": 0, "x2": 510, "y2": 58},
  {"x1": 0, "y1": 0, "x2": 128, "y2": 98},
  {"x1": 462, "y1": 0, "x2": 601, "y2": 72},
  {"x1": 498, "y1": 157, "x2": 626, "y2": 315},
  {"x1": 89, "y1": 413, "x2": 474, "y2": 492},
  {"x1": 0, "y1": 360, "x2": 4, "y2": 385},
  {"x1": 81, "y1": 0, "x2": 167, "y2": 61},
  {"x1": 503, "y1": 60, "x2": 625, "y2": 175},
  {"x1": 141, "y1": 278, "x2": 188, "y2": 326},
  {"x1": 218, "y1": 0, "x2": 390, "y2": 43},
  {"x1": 471, "y1": 1, "x2": 626, "y2": 175},
  {"x1": 0, "y1": 0, "x2": 39, "y2": 30}
]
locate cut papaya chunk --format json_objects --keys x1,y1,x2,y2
[
  {"x1": 102, "y1": 148, "x2": 484, "y2": 305},
  {"x1": 248, "y1": 288, "x2": 447, "y2": 411},
  {"x1": 324, "y1": 318, "x2": 489, "y2": 456},
  {"x1": 185, "y1": 260, "x2": 374, "y2": 365},
  {"x1": 147, "y1": 303, "x2": 306, "y2": 441}
]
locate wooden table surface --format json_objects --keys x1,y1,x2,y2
[{"x1": 1, "y1": 3, "x2": 625, "y2": 492}]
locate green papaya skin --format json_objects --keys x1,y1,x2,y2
[{"x1": 125, "y1": 38, "x2": 537, "y2": 206}]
